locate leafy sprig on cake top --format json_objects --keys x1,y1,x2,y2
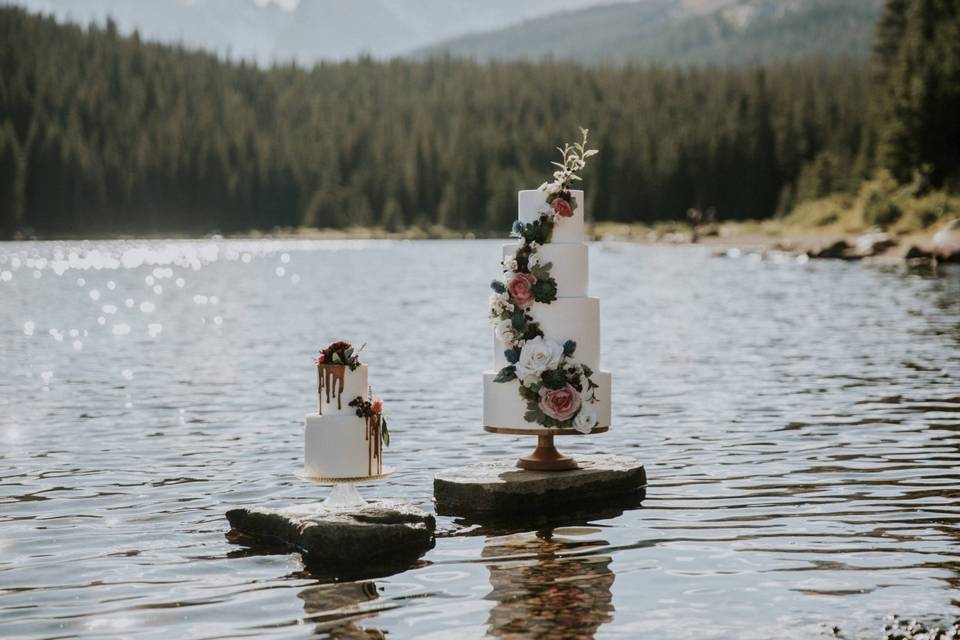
[
  {"x1": 487, "y1": 128, "x2": 601, "y2": 432},
  {"x1": 348, "y1": 395, "x2": 390, "y2": 446},
  {"x1": 540, "y1": 127, "x2": 598, "y2": 196},
  {"x1": 316, "y1": 341, "x2": 364, "y2": 370}
]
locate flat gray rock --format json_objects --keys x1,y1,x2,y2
[
  {"x1": 226, "y1": 499, "x2": 435, "y2": 567},
  {"x1": 434, "y1": 454, "x2": 646, "y2": 514}
]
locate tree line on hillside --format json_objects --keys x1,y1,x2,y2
[{"x1": 0, "y1": 1, "x2": 956, "y2": 238}]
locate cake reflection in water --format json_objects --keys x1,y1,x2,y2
[
  {"x1": 483, "y1": 527, "x2": 615, "y2": 639},
  {"x1": 298, "y1": 580, "x2": 385, "y2": 639}
]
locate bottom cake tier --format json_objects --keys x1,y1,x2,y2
[
  {"x1": 304, "y1": 414, "x2": 383, "y2": 479},
  {"x1": 482, "y1": 370, "x2": 612, "y2": 430}
]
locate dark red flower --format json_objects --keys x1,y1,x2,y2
[{"x1": 551, "y1": 197, "x2": 573, "y2": 218}]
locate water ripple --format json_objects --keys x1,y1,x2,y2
[{"x1": 0, "y1": 239, "x2": 958, "y2": 638}]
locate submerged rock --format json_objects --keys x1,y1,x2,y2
[
  {"x1": 226, "y1": 499, "x2": 435, "y2": 568},
  {"x1": 434, "y1": 454, "x2": 646, "y2": 515}
]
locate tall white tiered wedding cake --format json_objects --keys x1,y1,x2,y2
[
  {"x1": 305, "y1": 341, "x2": 389, "y2": 479},
  {"x1": 483, "y1": 129, "x2": 611, "y2": 432}
]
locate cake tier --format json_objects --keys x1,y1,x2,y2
[
  {"x1": 317, "y1": 364, "x2": 367, "y2": 416},
  {"x1": 502, "y1": 242, "x2": 587, "y2": 298},
  {"x1": 305, "y1": 414, "x2": 382, "y2": 479},
  {"x1": 494, "y1": 297, "x2": 600, "y2": 370},
  {"x1": 519, "y1": 189, "x2": 585, "y2": 244},
  {"x1": 482, "y1": 370, "x2": 611, "y2": 430}
]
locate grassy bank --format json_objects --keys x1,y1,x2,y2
[{"x1": 594, "y1": 172, "x2": 959, "y2": 252}]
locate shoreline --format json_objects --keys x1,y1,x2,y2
[
  {"x1": 4, "y1": 220, "x2": 957, "y2": 264},
  {"x1": 592, "y1": 220, "x2": 959, "y2": 265}
]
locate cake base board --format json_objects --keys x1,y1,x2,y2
[
  {"x1": 433, "y1": 454, "x2": 646, "y2": 515},
  {"x1": 225, "y1": 499, "x2": 435, "y2": 569}
]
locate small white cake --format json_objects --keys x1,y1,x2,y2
[{"x1": 304, "y1": 343, "x2": 386, "y2": 479}]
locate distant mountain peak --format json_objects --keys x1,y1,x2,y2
[{"x1": 415, "y1": 0, "x2": 885, "y2": 66}]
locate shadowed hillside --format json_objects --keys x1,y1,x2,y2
[{"x1": 417, "y1": 0, "x2": 884, "y2": 65}]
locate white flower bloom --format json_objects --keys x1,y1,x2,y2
[
  {"x1": 515, "y1": 336, "x2": 564, "y2": 383},
  {"x1": 528, "y1": 241, "x2": 541, "y2": 252},
  {"x1": 540, "y1": 180, "x2": 563, "y2": 195},
  {"x1": 495, "y1": 319, "x2": 517, "y2": 346},
  {"x1": 489, "y1": 292, "x2": 514, "y2": 318},
  {"x1": 529, "y1": 252, "x2": 542, "y2": 268},
  {"x1": 502, "y1": 256, "x2": 518, "y2": 273},
  {"x1": 572, "y1": 407, "x2": 598, "y2": 433}
]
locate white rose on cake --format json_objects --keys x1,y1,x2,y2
[
  {"x1": 502, "y1": 255, "x2": 518, "y2": 273},
  {"x1": 515, "y1": 336, "x2": 563, "y2": 385},
  {"x1": 572, "y1": 407, "x2": 598, "y2": 434}
]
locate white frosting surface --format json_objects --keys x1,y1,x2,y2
[
  {"x1": 502, "y1": 242, "x2": 587, "y2": 298},
  {"x1": 494, "y1": 297, "x2": 600, "y2": 370},
  {"x1": 304, "y1": 413, "x2": 381, "y2": 478},
  {"x1": 518, "y1": 189, "x2": 585, "y2": 243},
  {"x1": 482, "y1": 370, "x2": 611, "y2": 430},
  {"x1": 317, "y1": 364, "x2": 367, "y2": 415}
]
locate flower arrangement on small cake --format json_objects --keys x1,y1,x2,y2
[
  {"x1": 489, "y1": 128, "x2": 601, "y2": 432},
  {"x1": 315, "y1": 340, "x2": 363, "y2": 369},
  {"x1": 348, "y1": 395, "x2": 390, "y2": 446}
]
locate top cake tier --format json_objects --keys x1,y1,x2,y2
[
  {"x1": 518, "y1": 189, "x2": 585, "y2": 244},
  {"x1": 316, "y1": 363, "x2": 368, "y2": 416}
]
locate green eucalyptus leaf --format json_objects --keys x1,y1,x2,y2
[{"x1": 494, "y1": 365, "x2": 517, "y2": 383}]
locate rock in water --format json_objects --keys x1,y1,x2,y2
[
  {"x1": 933, "y1": 218, "x2": 960, "y2": 262},
  {"x1": 434, "y1": 454, "x2": 646, "y2": 515},
  {"x1": 854, "y1": 229, "x2": 898, "y2": 256},
  {"x1": 809, "y1": 239, "x2": 859, "y2": 260},
  {"x1": 226, "y1": 499, "x2": 435, "y2": 568}
]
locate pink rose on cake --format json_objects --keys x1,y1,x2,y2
[
  {"x1": 539, "y1": 384, "x2": 582, "y2": 421},
  {"x1": 551, "y1": 197, "x2": 573, "y2": 218},
  {"x1": 507, "y1": 272, "x2": 537, "y2": 307}
]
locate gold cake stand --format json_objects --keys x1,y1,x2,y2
[
  {"x1": 484, "y1": 426, "x2": 609, "y2": 471},
  {"x1": 297, "y1": 468, "x2": 394, "y2": 510}
]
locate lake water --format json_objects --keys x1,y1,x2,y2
[{"x1": 1, "y1": 239, "x2": 958, "y2": 639}]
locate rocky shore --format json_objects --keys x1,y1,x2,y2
[
  {"x1": 596, "y1": 218, "x2": 960, "y2": 267},
  {"x1": 831, "y1": 615, "x2": 960, "y2": 639}
]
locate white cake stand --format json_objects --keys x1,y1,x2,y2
[{"x1": 297, "y1": 468, "x2": 394, "y2": 510}]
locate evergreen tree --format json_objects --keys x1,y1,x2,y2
[
  {"x1": 0, "y1": 6, "x2": 887, "y2": 237},
  {"x1": 876, "y1": 0, "x2": 960, "y2": 187}
]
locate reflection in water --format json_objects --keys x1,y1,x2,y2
[
  {"x1": 299, "y1": 581, "x2": 385, "y2": 639},
  {"x1": 484, "y1": 528, "x2": 615, "y2": 639}
]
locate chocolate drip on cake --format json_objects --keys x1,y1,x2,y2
[
  {"x1": 316, "y1": 365, "x2": 346, "y2": 414},
  {"x1": 364, "y1": 414, "x2": 382, "y2": 476}
]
